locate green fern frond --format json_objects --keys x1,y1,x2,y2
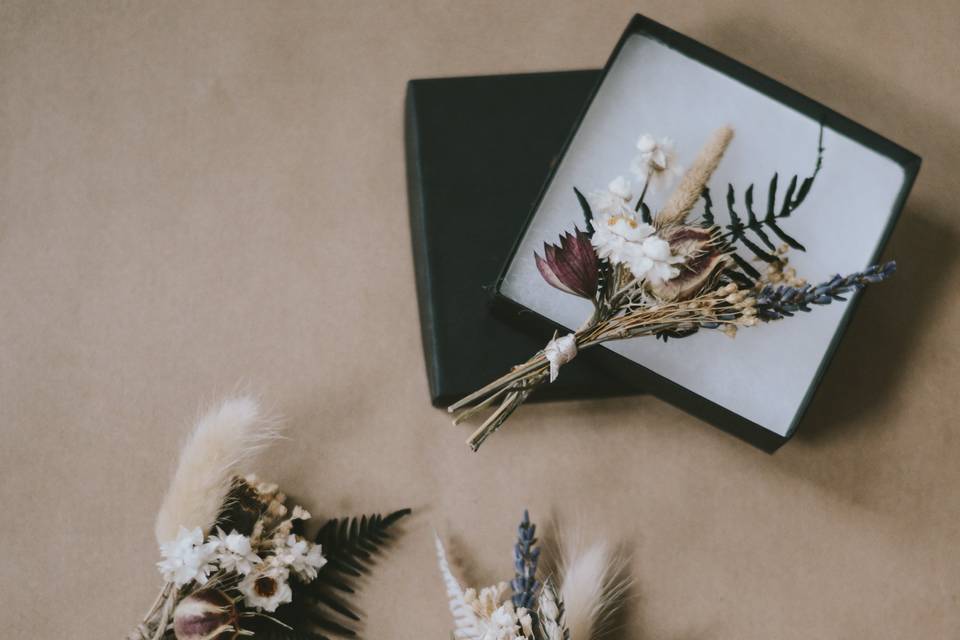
[
  {"x1": 573, "y1": 187, "x2": 595, "y2": 235},
  {"x1": 707, "y1": 123, "x2": 824, "y2": 285}
]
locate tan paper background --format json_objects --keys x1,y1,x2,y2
[{"x1": 1, "y1": 2, "x2": 957, "y2": 638}]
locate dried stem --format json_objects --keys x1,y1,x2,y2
[
  {"x1": 455, "y1": 285, "x2": 755, "y2": 450},
  {"x1": 128, "y1": 583, "x2": 175, "y2": 640}
]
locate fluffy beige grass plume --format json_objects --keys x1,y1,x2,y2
[
  {"x1": 657, "y1": 125, "x2": 735, "y2": 227},
  {"x1": 560, "y1": 539, "x2": 630, "y2": 639},
  {"x1": 154, "y1": 395, "x2": 279, "y2": 545}
]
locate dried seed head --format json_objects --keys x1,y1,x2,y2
[
  {"x1": 173, "y1": 590, "x2": 241, "y2": 640},
  {"x1": 648, "y1": 225, "x2": 731, "y2": 301},
  {"x1": 657, "y1": 126, "x2": 734, "y2": 227},
  {"x1": 266, "y1": 499, "x2": 287, "y2": 520},
  {"x1": 721, "y1": 325, "x2": 738, "y2": 338}
]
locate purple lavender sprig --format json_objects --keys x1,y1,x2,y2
[
  {"x1": 511, "y1": 510, "x2": 541, "y2": 610},
  {"x1": 757, "y1": 261, "x2": 896, "y2": 321}
]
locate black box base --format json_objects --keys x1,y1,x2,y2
[{"x1": 405, "y1": 70, "x2": 640, "y2": 406}]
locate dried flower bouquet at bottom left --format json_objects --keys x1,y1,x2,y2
[{"x1": 130, "y1": 396, "x2": 410, "y2": 640}]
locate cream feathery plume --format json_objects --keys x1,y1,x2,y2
[
  {"x1": 434, "y1": 532, "x2": 480, "y2": 638},
  {"x1": 559, "y1": 539, "x2": 630, "y2": 640},
  {"x1": 155, "y1": 395, "x2": 279, "y2": 545},
  {"x1": 656, "y1": 125, "x2": 734, "y2": 228}
]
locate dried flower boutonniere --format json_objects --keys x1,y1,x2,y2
[
  {"x1": 129, "y1": 396, "x2": 410, "y2": 640},
  {"x1": 436, "y1": 511, "x2": 629, "y2": 640},
  {"x1": 449, "y1": 125, "x2": 897, "y2": 450}
]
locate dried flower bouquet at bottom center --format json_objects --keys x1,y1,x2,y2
[
  {"x1": 449, "y1": 126, "x2": 897, "y2": 450},
  {"x1": 436, "y1": 510, "x2": 629, "y2": 640}
]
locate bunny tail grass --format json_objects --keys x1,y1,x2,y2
[
  {"x1": 658, "y1": 125, "x2": 734, "y2": 227},
  {"x1": 155, "y1": 395, "x2": 280, "y2": 545},
  {"x1": 559, "y1": 540, "x2": 630, "y2": 640},
  {"x1": 435, "y1": 532, "x2": 480, "y2": 637}
]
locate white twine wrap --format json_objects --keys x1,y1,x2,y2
[{"x1": 544, "y1": 333, "x2": 578, "y2": 383}]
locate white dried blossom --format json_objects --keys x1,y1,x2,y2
[
  {"x1": 239, "y1": 563, "x2": 293, "y2": 612},
  {"x1": 588, "y1": 176, "x2": 633, "y2": 217},
  {"x1": 591, "y1": 213, "x2": 684, "y2": 284},
  {"x1": 630, "y1": 134, "x2": 682, "y2": 191},
  {"x1": 290, "y1": 505, "x2": 311, "y2": 521},
  {"x1": 273, "y1": 534, "x2": 327, "y2": 581},
  {"x1": 157, "y1": 526, "x2": 217, "y2": 587},
  {"x1": 464, "y1": 583, "x2": 534, "y2": 640},
  {"x1": 208, "y1": 528, "x2": 261, "y2": 576}
]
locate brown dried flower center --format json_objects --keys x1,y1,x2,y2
[{"x1": 254, "y1": 576, "x2": 278, "y2": 598}]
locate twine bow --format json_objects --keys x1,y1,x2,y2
[{"x1": 544, "y1": 333, "x2": 578, "y2": 383}]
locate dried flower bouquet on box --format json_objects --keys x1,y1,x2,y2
[
  {"x1": 449, "y1": 125, "x2": 897, "y2": 450},
  {"x1": 129, "y1": 396, "x2": 410, "y2": 640},
  {"x1": 436, "y1": 510, "x2": 628, "y2": 640}
]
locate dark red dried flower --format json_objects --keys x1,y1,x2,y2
[
  {"x1": 534, "y1": 227, "x2": 599, "y2": 299},
  {"x1": 173, "y1": 589, "x2": 241, "y2": 640}
]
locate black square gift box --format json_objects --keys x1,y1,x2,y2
[
  {"x1": 405, "y1": 70, "x2": 639, "y2": 407},
  {"x1": 487, "y1": 15, "x2": 920, "y2": 451}
]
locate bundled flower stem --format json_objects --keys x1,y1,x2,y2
[{"x1": 449, "y1": 126, "x2": 897, "y2": 450}]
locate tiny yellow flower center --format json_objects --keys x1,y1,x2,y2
[{"x1": 607, "y1": 215, "x2": 638, "y2": 229}]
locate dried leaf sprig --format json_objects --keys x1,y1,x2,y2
[
  {"x1": 130, "y1": 396, "x2": 410, "y2": 640},
  {"x1": 449, "y1": 125, "x2": 897, "y2": 450},
  {"x1": 436, "y1": 511, "x2": 627, "y2": 640}
]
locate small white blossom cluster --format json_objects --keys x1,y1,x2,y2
[
  {"x1": 591, "y1": 210, "x2": 684, "y2": 285},
  {"x1": 631, "y1": 134, "x2": 682, "y2": 189},
  {"x1": 157, "y1": 504, "x2": 327, "y2": 613},
  {"x1": 584, "y1": 135, "x2": 684, "y2": 284},
  {"x1": 157, "y1": 527, "x2": 218, "y2": 588},
  {"x1": 463, "y1": 583, "x2": 534, "y2": 640},
  {"x1": 585, "y1": 134, "x2": 688, "y2": 284}
]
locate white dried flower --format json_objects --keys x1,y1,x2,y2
[
  {"x1": 591, "y1": 214, "x2": 684, "y2": 284},
  {"x1": 631, "y1": 134, "x2": 682, "y2": 192},
  {"x1": 588, "y1": 176, "x2": 633, "y2": 217},
  {"x1": 290, "y1": 505, "x2": 311, "y2": 521},
  {"x1": 464, "y1": 584, "x2": 534, "y2": 640},
  {"x1": 516, "y1": 608, "x2": 534, "y2": 638},
  {"x1": 606, "y1": 175, "x2": 632, "y2": 200},
  {"x1": 208, "y1": 528, "x2": 261, "y2": 576},
  {"x1": 273, "y1": 534, "x2": 327, "y2": 581},
  {"x1": 239, "y1": 563, "x2": 293, "y2": 612},
  {"x1": 157, "y1": 526, "x2": 217, "y2": 587}
]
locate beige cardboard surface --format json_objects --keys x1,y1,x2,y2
[{"x1": 1, "y1": 2, "x2": 957, "y2": 638}]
